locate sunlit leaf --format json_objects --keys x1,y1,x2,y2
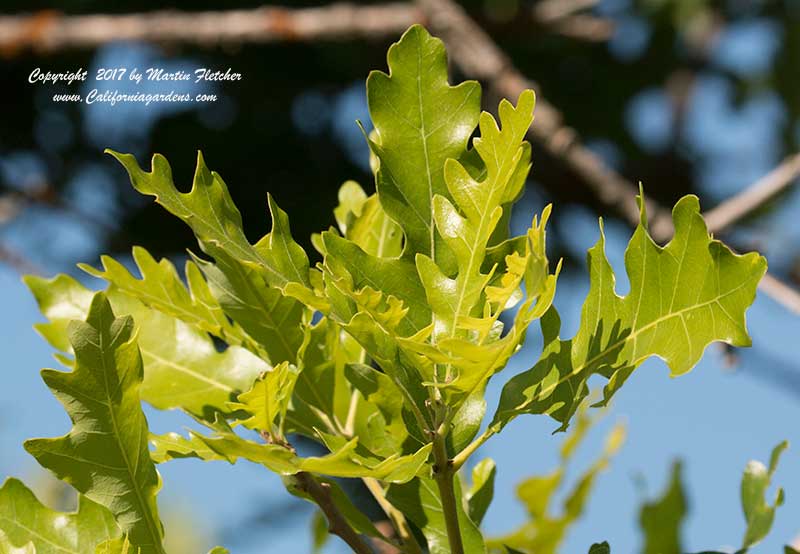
[
  {"x1": 25, "y1": 274, "x2": 266, "y2": 419},
  {"x1": 24, "y1": 294, "x2": 166, "y2": 554},
  {"x1": 106, "y1": 150, "x2": 325, "y2": 311},
  {"x1": 742, "y1": 441, "x2": 788, "y2": 548},
  {"x1": 494, "y1": 193, "x2": 767, "y2": 431},
  {"x1": 0, "y1": 478, "x2": 119, "y2": 554},
  {"x1": 366, "y1": 24, "x2": 480, "y2": 268}
]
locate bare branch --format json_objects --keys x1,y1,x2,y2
[
  {"x1": 417, "y1": 0, "x2": 800, "y2": 315},
  {"x1": 532, "y1": 0, "x2": 600, "y2": 23},
  {"x1": 0, "y1": 2, "x2": 614, "y2": 56},
  {"x1": 704, "y1": 153, "x2": 800, "y2": 235},
  {"x1": 0, "y1": 3, "x2": 421, "y2": 54}
]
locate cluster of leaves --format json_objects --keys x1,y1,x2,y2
[{"x1": 0, "y1": 24, "x2": 785, "y2": 554}]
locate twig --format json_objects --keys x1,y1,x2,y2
[
  {"x1": 416, "y1": 0, "x2": 800, "y2": 316},
  {"x1": 703, "y1": 153, "x2": 800, "y2": 235},
  {"x1": 294, "y1": 472, "x2": 375, "y2": 554}
]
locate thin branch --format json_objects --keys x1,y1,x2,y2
[
  {"x1": 703, "y1": 153, "x2": 800, "y2": 235},
  {"x1": 416, "y1": 0, "x2": 800, "y2": 316},
  {"x1": 295, "y1": 471, "x2": 375, "y2": 554}
]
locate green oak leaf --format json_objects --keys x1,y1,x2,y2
[
  {"x1": 149, "y1": 431, "x2": 227, "y2": 464},
  {"x1": 494, "y1": 193, "x2": 767, "y2": 431},
  {"x1": 161, "y1": 420, "x2": 432, "y2": 483},
  {"x1": 366, "y1": 24, "x2": 480, "y2": 268},
  {"x1": 742, "y1": 441, "x2": 788, "y2": 549},
  {"x1": 24, "y1": 293, "x2": 166, "y2": 554},
  {"x1": 387, "y1": 475, "x2": 486, "y2": 554},
  {"x1": 79, "y1": 246, "x2": 250, "y2": 350},
  {"x1": 25, "y1": 274, "x2": 267, "y2": 419},
  {"x1": 332, "y1": 181, "x2": 402, "y2": 258},
  {"x1": 465, "y1": 458, "x2": 496, "y2": 526},
  {"x1": 416, "y1": 89, "x2": 534, "y2": 346},
  {"x1": 589, "y1": 542, "x2": 611, "y2": 554},
  {"x1": 228, "y1": 361, "x2": 299, "y2": 439},
  {"x1": 0, "y1": 478, "x2": 120, "y2": 554},
  {"x1": 106, "y1": 149, "x2": 325, "y2": 311},
  {"x1": 639, "y1": 461, "x2": 687, "y2": 554},
  {"x1": 190, "y1": 249, "x2": 305, "y2": 365}
]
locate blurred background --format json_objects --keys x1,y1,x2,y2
[{"x1": 2, "y1": 0, "x2": 800, "y2": 552}]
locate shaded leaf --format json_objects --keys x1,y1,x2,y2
[
  {"x1": 639, "y1": 461, "x2": 686, "y2": 554},
  {"x1": 589, "y1": 542, "x2": 611, "y2": 554}
]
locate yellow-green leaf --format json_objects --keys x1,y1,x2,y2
[
  {"x1": 494, "y1": 193, "x2": 767, "y2": 431},
  {"x1": 24, "y1": 294, "x2": 166, "y2": 554},
  {"x1": 0, "y1": 478, "x2": 120, "y2": 554}
]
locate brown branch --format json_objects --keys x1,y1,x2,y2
[
  {"x1": 0, "y1": 2, "x2": 614, "y2": 56},
  {"x1": 532, "y1": 0, "x2": 600, "y2": 23},
  {"x1": 294, "y1": 472, "x2": 375, "y2": 554},
  {"x1": 703, "y1": 153, "x2": 800, "y2": 235},
  {"x1": 417, "y1": 0, "x2": 800, "y2": 316},
  {"x1": 0, "y1": 3, "x2": 421, "y2": 55}
]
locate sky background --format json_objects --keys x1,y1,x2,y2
[{"x1": 2, "y1": 0, "x2": 800, "y2": 552}]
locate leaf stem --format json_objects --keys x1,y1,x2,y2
[
  {"x1": 295, "y1": 472, "x2": 375, "y2": 554},
  {"x1": 432, "y1": 431, "x2": 464, "y2": 554},
  {"x1": 452, "y1": 426, "x2": 496, "y2": 471},
  {"x1": 363, "y1": 477, "x2": 424, "y2": 554}
]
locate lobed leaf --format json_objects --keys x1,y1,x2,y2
[
  {"x1": 366, "y1": 24, "x2": 480, "y2": 268},
  {"x1": 106, "y1": 150, "x2": 325, "y2": 313},
  {"x1": 24, "y1": 294, "x2": 166, "y2": 554},
  {"x1": 0, "y1": 478, "x2": 119, "y2": 554},
  {"x1": 742, "y1": 440, "x2": 788, "y2": 549},
  {"x1": 25, "y1": 274, "x2": 266, "y2": 419},
  {"x1": 494, "y1": 193, "x2": 767, "y2": 431}
]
